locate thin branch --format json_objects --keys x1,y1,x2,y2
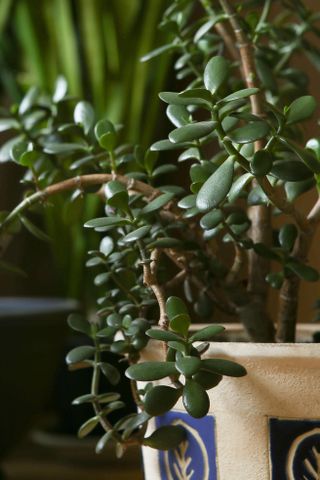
[
  {"x1": 140, "y1": 248, "x2": 169, "y2": 329},
  {"x1": 0, "y1": 173, "x2": 158, "y2": 231}
]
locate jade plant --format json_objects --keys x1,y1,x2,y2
[{"x1": 1, "y1": 0, "x2": 320, "y2": 454}]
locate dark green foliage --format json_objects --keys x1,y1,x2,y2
[{"x1": 2, "y1": 0, "x2": 320, "y2": 456}]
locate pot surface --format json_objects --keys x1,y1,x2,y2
[{"x1": 142, "y1": 326, "x2": 320, "y2": 480}]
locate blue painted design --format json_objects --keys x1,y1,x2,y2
[
  {"x1": 269, "y1": 418, "x2": 320, "y2": 479},
  {"x1": 155, "y1": 411, "x2": 217, "y2": 480}
]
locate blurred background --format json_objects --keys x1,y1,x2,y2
[
  {"x1": 0, "y1": 0, "x2": 319, "y2": 479},
  {"x1": 0, "y1": 0, "x2": 172, "y2": 478}
]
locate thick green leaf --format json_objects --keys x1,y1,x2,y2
[
  {"x1": 194, "y1": 15, "x2": 226, "y2": 42},
  {"x1": 78, "y1": 416, "x2": 99, "y2": 438},
  {"x1": 204, "y1": 56, "x2": 229, "y2": 95},
  {"x1": 72, "y1": 394, "x2": 96, "y2": 405},
  {"x1": 0, "y1": 136, "x2": 23, "y2": 163},
  {"x1": 104, "y1": 181, "x2": 129, "y2": 210},
  {"x1": 74, "y1": 101, "x2": 94, "y2": 135},
  {"x1": 166, "y1": 296, "x2": 189, "y2": 320},
  {"x1": 271, "y1": 160, "x2": 313, "y2": 181},
  {"x1": 67, "y1": 313, "x2": 91, "y2": 336},
  {"x1": 286, "y1": 260, "x2": 319, "y2": 282},
  {"x1": 142, "y1": 193, "x2": 174, "y2": 215},
  {"x1": 286, "y1": 95, "x2": 317, "y2": 125},
  {"x1": 95, "y1": 119, "x2": 115, "y2": 139},
  {"x1": 166, "y1": 104, "x2": 190, "y2": 128},
  {"x1": 95, "y1": 431, "x2": 114, "y2": 454},
  {"x1": 84, "y1": 216, "x2": 131, "y2": 229},
  {"x1": 178, "y1": 194, "x2": 197, "y2": 209},
  {"x1": 0, "y1": 118, "x2": 20, "y2": 132},
  {"x1": 251, "y1": 150, "x2": 273, "y2": 176},
  {"x1": 280, "y1": 139, "x2": 320, "y2": 174},
  {"x1": 66, "y1": 346, "x2": 95, "y2": 365},
  {"x1": 19, "y1": 150, "x2": 40, "y2": 167},
  {"x1": 192, "y1": 371, "x2": 222, "y2": 390},
  {"x1": 159, "y1": 91, "x2": 208, "y2": 106},
  {"x1": 96, "y1": 326, "x2": 116, "y2": 338},
  {"x1": 10, "y1": 140, "x2": 28, "y2": 163},
  {"x1": 178, "y1": 88, "x2": 212, "y2": 103},
  {"x1": 94, "y1": 272, "x2": 109, "y2": 286},
  {"x1": 151, "y1": 139, "x2": 183, "y2": 151},
  {"x1": 196, "y1": 156, "x2": 235, "y2": 212},
  {"x1": 200, "y1": 209, "x2": 223, "y2": 229},
  {"x1": 143, "y1": 425, "x2": 185, "y2": 450},
  {"x1": 221, "y1": 88, "x2": 259, "y2": 103},
  {"x1": 146, "y1": 329, "x2": 183, "y2": 342},
  {"x1": 285, "y1": 178, "x2": 315, "y2": 202},
  {"x1": 125, "y1": 361, "x2": 177, "y2": 381},
  {"x1": 167, "y1": 340, "x2": 186, "y2": 353},
  {"x1": 99, "y1": 236, "x2": 114, "y2": 256},
  {"x1": 43, "y1": 143, "x2": 88, "y2": 154},
  {"x1": 170, "y1": 314, "x2": 191, "y2": 337},
  {"x1": 19, "y1": 86, "x2": 39, "y2": 115},
  {"x1": 99, "y1": 132, "x2": 117, "y2": 151},
  {"x1": 189, "y1": 325, "x2": 225, "y2": 342},
  {"x1": 53, "y1": 75, "x2": 68, "y2": 103},
  {"x1": 279, "y1": 224, "x2": 298, "y2": 252},
  {"x1": 176, "y1": 356, "x2": 201, "y2": 377},
  {"x1": 152, "y1": 164, "x2": 177, "y2": 177},
  {"x1": 144, "y1": 386, "x2": 181, "y2": 416},
  {"x1": 229, "y1": 121, "x2": 269, "y2": 144},
  {"x1": 100, "y1": 363, "x2": 120, "y2": 385},
  {"x1": 183, "y1": 379, "x2": 209, "y2": 418},
  {"x1": 121, "y1": 412, "x2": 151, "y2": 440},
  {"x1": 306, "y1": 138, "x2": 320, "y2": 160},
  {"x1": 169, "y1": 121, "x2": 216, "y2": 144},
  {"x1": 253, "y1": 243, "x2": 280, "y2": 261},
  {"x1": 201, "y1": 358, "x2": 247, "y2": 377},
  {"x1": 122, "y1": 225, "x2": 151, "y2": 243},
  {"x1": 178, "y1": 147, "x2": 201, "y2": 162},
  {"x1": 228, "y1": 173, "x2": 253, "y2": 202}
]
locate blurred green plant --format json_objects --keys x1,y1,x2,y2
[{"x1": 0, "y1": 0, "x2": 172, "y2": 298}]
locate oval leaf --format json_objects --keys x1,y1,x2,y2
[
  {"x1": 201, "y1": 358, "x2": 247, "y2": 377},
  {"x1": 74, "y1": 101, "x2": 94, "y2": 135},
  {"x1": 166, "y1": 296, "x2": 189, "y2": 321},
  {"x1": 189, "y1": 325, "x2": 225, "y2": 342},
  {"x1": 183, "y1": 379, "x2": 210, "y2": 418},
  {"x1": 229, "y1": 121, "x2": 269, "y2": 144},
  {"x1": 143, "y1": 425, "x2": 186, "y2": 450},
  {"x1": 144, "y1": 386, "x2": 181, "y2": 416},
  {"x1": 286, "y1": 95, "x2": 317, "y2": 125},
  {"x1": 204, "y1": 56, "x2": 229, "y2": 95},
  {"x1": 176, "y1": 356, "x2": 201, "y2": 377},
  {"x1": 142, "y1": 193, "x2": 174, "y2": 215},
  {"x1": 196, "y1": 156, "x2": 235, "y2": 212},
  {"x1": 169, "y1": 121, "x2": 216, "y2": 144},
  {"x1": 279, "y1": 224, "x2": 298, "y2": 252},
  {"x1": 125, "y1": 361, "x2": 178, "y2": 381},
  {"x1": 122, "y1": 225, "x2": 151, "y2": 243},
  {"x1": 66, "y1": 346, "x2": 95, "y2": 365}
]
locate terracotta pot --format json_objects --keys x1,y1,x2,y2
[
  {"x1": 0, "y1": 297, "x2": 77, "y2": 460},
  {"x1": 141, "y1": 324, "x2": 320, "y2": 480}
]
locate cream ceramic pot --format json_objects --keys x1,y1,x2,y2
[{"x1": 141, "y1": 326, "x2": 320, "y2": 480}]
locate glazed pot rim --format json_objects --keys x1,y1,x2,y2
[{"x1": 193, "y1": 323, "x2": 320, "y2": 357}]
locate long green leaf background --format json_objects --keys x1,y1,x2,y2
[{"x1": 0, "y1": 0, "x2": 171, "y2": 300}]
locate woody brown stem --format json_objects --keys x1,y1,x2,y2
[{"x1": 218, "y1": 0, "x2": 275, "y2": 340}]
